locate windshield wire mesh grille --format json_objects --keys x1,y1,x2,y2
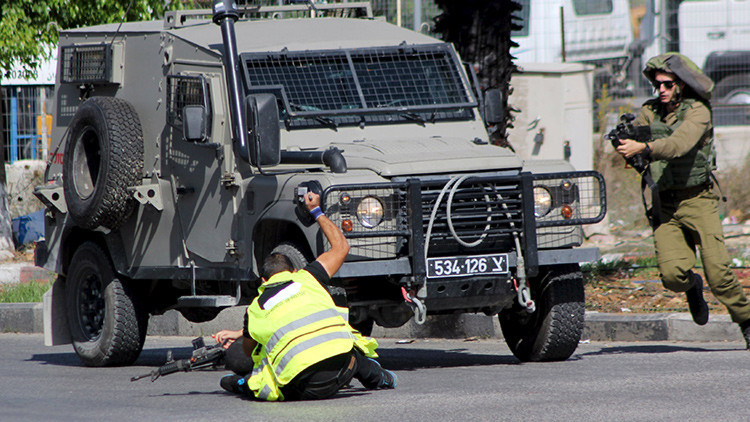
[
  {"x1": 353, "y1": 49, "x2": 469, "y2": 108},
  {"x1": 241, "y1": 44, "x2": 474, "y2": 118}
]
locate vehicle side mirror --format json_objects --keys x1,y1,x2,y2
[
  {"x1": 245, "y1": 94, "x2": 281, "y2": 166},
  {"x1": 182, "y1": 105, "x2": 208, "y2": 142},
  {"x1": 483, "y1": 89, "x2": 504, "y2": 126}
]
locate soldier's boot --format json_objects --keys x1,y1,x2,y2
[
  {"x1": 741, "y1": 320, "x2": 750, "y2": 350},
  {"x1": 685, "y1": 271, "x2": 709, "y2": 326}
]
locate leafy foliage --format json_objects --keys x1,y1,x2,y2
[
  {"x1": 0, "y1": 0, "x2": 186, "y2": 78},
  {"x1": 0, "y1": 280, "x2": 53, "y2": 303}
]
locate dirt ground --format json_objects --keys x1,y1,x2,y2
[{"x1": 583, "y1": 227, "x2": 750, "y2": 315}]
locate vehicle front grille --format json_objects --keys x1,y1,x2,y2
[{"x1": 420, "y1": 175, "x2": 523, "y2": 255}]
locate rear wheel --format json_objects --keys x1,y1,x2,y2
[
  {"x1": 499, "y1": 264, "x2": 584, "y2": 362},
  {"x1": 715, "y1": 74, "x2": 750, "y2": 105},
  {"x1": 65, "y1": 242, "x2": 147, "y2": 366}
]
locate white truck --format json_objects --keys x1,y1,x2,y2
[
  {"x1": 510, "y1": 0, "x2": 634, "y2": 95},
  {"x1": 640, "y1": 0, "x2": 750, "y2": 106}
]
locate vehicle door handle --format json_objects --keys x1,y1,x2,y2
[{"x1": 707, "y1": 31, "x2": 726, "y2": 40}]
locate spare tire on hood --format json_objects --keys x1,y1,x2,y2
[{"x1": 63, "y1": 97, "x2": 144, "y2": 231}]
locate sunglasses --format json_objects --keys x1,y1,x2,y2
[{"x1": 653, "y1": 80, "x2": 676, "y2": 90}]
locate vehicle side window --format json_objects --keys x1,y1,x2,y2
[{"x1": 572, "y1": 0, "x2": 613, "y2": 15}]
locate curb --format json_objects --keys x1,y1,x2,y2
[
  {"x1": 0, "y1": 264, "x2": 55, "y2": 285},
  {"x1": 1, "y1": 303, "x2": 744, "y2": 343}
]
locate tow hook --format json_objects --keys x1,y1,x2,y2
[
  {"x1": 513, "y1": 277, "x2": 536, "y2": 313},
  {"x1": 401, "y1": 287, "x2": 426, "y2": 325}
]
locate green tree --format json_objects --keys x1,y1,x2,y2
[
  {"x1": 0, "y1": 0, "x2": 186, "y2": 253},
  {"x1": 0, "y1": 0, "x2": 188, "y2": 79}
]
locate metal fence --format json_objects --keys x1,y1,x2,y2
[{"x1": 0, "y1": 86, "x2": 53, "y2": 164}]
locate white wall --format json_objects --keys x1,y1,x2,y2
[{"x1": 506, "y1": 62, "x2": 595, "y2": 171}]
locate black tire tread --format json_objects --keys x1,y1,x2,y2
[
  {"x1": 68, "y1": 242, "x2": 147, "y2": 367},
  {"x1": 64, "y1": 97, "x2": 143, "y2": 230},
  {"x1": 499, "y1": 265, "x2": 584, "y2": 362}
]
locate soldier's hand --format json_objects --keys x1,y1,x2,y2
[
  {"x1": 616, "y1": 138, "x2": 647, "y2": 159},
  {"x1": 304, "y1": 191, "x2": 321, "y2": 211}
]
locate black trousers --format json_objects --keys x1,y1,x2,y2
[{"x1": 224, "y1": 341, "x2": 387, "y2": 400}]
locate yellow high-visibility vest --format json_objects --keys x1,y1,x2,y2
[{"x1": 245, "y1": 269, "x2": 378, "y2": 401}]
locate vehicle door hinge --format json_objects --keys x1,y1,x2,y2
[{"x1": 221, "y1": 172, "x2": 238, "y2": 188}]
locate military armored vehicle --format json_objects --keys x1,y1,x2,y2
[{"x1": 36, "y1": 1, "x2": 606, "y2": 367}]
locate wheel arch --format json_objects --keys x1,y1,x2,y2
[{"x1": 252, "y1": 218, "x2": 314, "y2": 271}]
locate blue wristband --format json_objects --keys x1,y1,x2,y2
[{"x1": 310, "y1": 206, "x2": 324, "y2": 220}]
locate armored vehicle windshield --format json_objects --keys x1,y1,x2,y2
[{"x1": 241, "y1": 43, "x2": 477, "y2": 128}]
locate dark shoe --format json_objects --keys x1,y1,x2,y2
[
  {"x1": 379, "y1": 368, "x2": 398, "y2": 389},
  {"x1": 367, "y1": 358, "x2": 397, "y2": 389},
  {"x1": 685, "y1": 272, "x2": 709, "y2": 326},
  {"x1": 220, "y1": 374, "x2": 248, "y2": 395},
  {"x1": 741, "y1": 320, "x2": 750, "y2": 350}
]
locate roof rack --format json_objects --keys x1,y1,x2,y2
[{"x1": 164, "y1": 2, "x2": 373, "y2": 29}]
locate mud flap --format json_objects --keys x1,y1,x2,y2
[{"x1": 43, "y1": 277, "x2": 71, "y2": 346}]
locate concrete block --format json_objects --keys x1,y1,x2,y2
[
  {"x1": 147, "y1": 307, "x2": 246, "y2": 337},
  {"x1": 0, "y1": 303, "x2": 43, "y2": 333},
  {"x1": 666, "y1": 313, "x2": 743, "y2": 342},
  {"x1": 374, "y1": 314, "x2": 502, "y2": 339},
  {"x1": 583, "y1": 312, "x2": 670, "y2": 341}
]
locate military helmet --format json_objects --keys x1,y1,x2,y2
[{"x1": 643, "y1": 53, "x2": 714, "y2": 101}]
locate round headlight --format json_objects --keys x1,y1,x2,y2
[
  {"x1": 356, "y1": 196, "x2": 384, "y2": 228},
  {"x1": 533, "y1": 186, "x2": 552, "y2": 217}
]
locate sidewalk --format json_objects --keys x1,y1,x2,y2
[{"x1": 0, "y1": 301, "x2": 744, "y2": 343}]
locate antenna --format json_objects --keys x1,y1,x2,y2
[{"x1": 109, "y1": 0, "x2": 136, "y2": 49}]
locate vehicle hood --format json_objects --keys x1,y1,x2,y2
[{"x1": 330, "y1": 137, "x2": 522, "y2": 176}]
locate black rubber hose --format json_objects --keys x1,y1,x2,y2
[{"x1": 280, "y1": 148, "x2": 347, "y2": 173}]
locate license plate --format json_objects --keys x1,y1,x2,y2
[{"x1": 426, "y1": 253, "x2": 509, "y2": 278}]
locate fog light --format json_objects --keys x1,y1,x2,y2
[{"x1": 561, "y1": 204, "x2": 573, "y2": 219}]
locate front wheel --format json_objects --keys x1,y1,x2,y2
[
  {"x1": 65, "y1": 242, "x2": 148, "y2": 366},
  {"x1": 499, "y1": 264, "x2": 584, "y2": 362},
  {"x1": 269, "y1": 241, "x2": 348, "y2": 307}
]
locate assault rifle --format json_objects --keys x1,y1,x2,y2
[
  {"x1": 131, "y1": 337, "x2": 225, "y2": 382},
  {"x1": 607, "y1": 113, "x2": 652, "y2": 175},
  {"x1": 607, "y1": 113, "x2": 661, "y2": 228}
]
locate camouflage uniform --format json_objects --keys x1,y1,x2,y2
[{"x1": 635, "y1": 54, "x2": 750, "y2": 326}]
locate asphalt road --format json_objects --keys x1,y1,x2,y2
[{"x1": 2, "y1": 334, "x2": 748, "y2": 422}]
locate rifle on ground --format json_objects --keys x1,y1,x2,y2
[
  {"x1": 131, "y1": 337, "x2": 226, "y2": 382},
  {"x1": 606, "y1": 113, "x2": 653, "y2": 177}
]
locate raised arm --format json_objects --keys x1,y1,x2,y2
[{"x1": 305, "y1": 191, "x2": 350, "y2": 278}]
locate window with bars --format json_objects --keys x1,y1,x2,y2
[
  {"x1": 60, "y1": 45, "x2": 111, "y2": 84},
  {"x1": 166, "y1": 75, "x2": 212, "y2": 131},
  {"x1": 241, "y1": 44, "x2": 476, "y2": 127}
]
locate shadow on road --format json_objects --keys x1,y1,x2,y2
[
  {"x1": 27, "y1": 346, "x2": 200, "y2": 368},
  {"x1": 29, "y1": 344, "x2": 520, "y2": 371},
  {"x1": 376, "y1": 346, "x2": 520, "y2": 371},
  {"x1": 576, "y1": 344, "x2": 735, "y2": 357}
]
